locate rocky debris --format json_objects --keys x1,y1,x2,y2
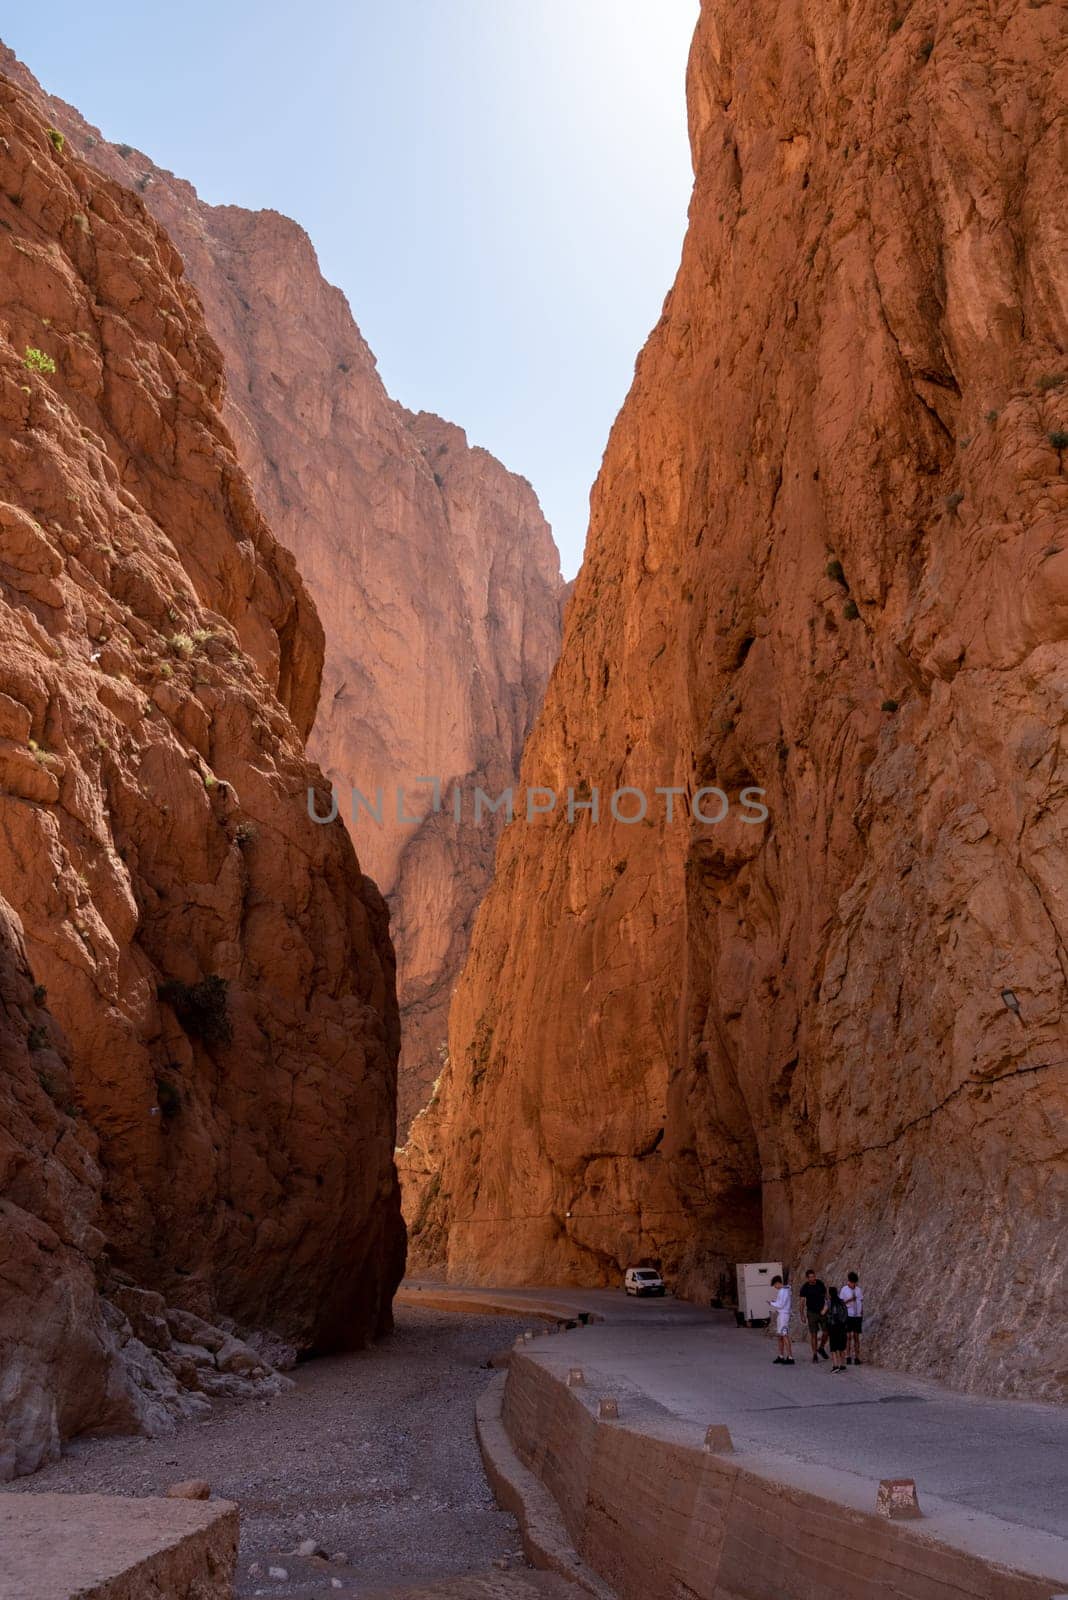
[
  {"x1": 1, "y1": 45, "x2": 565, "y2": 1139},
  {"x1": 103, "y1": 1318, "x2": 210, "y2": 1436},
  {"x1": 104, "y1": 1291, "x2": 294, "y2": 1420},
  {"x1": 110, "y1": 1286, "x2": 172, "y2": 1350},
  {"x1": 9, "y1": 1308, "x2": 538, "y2": 1596},
  {"x1": 293, "y1": 1538, "x2": 325, "y2": 1558},
  {"x1": 0, "y1": 65, "x2": 403, "y2": 1476},
  {"x1": 242, "y1": 1328, "x2": 300, "y2": 1374},
  {"x1": 408, "y1": 0, "x2": 1068, "y2": 1400},
  {"x1": 166, "y1": 1480, "x2": 211, "y2": 1500},
  {"x1": 165, "y1": 1308, "x2": 227, "y2": 1355}
]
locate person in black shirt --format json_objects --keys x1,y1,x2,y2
[{"x1": 799, "y1": 1269, "x2": 829, "y2": 1362}]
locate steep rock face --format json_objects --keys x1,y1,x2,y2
[
  {"x1": 412, "y1": 0, "x2": 1068, "y2": 1398},
  {"x1": 0, "y1": 69, "x2": 403, "y2": 1448},
  {"x1": 0, "y1": 894, "x2": 139, "y2": 1478},
  {"x1": 1, "y1": 894, "x2": 293, "y2": 1481},
  {"x1": 0, "y1": 46, "x2": 564, "y2": 1133}
]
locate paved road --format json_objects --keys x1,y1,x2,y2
[
  {"x1": 509, "y1": 1303, "x2": 1068, "y2": 1540},
  {"x1": 399, "y1": 1282, "x2": 718, "y2": 1327}
]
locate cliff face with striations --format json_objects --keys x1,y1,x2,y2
[
  {"x1": 1, "y1": 45, "x2": 564, "y2": 1133},
  {"x1": 0, "y1": 73, "x2": 403, "y2": 1470},
  {"x1": 410, "y1": 0, "x2": 1068, "y2": 1398}
]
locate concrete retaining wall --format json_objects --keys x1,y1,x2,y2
[{"x1": 500, "y1": 1354, "x2": 1065, "y2": 1600}]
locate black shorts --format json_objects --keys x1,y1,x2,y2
[
  {"x1": 847, "y1": 1315, "x2": 863, "y2": 1332},
  {"x1": 829, "y1": 1326, "x2": 848, "y2": 1352}
]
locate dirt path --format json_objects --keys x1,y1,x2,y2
[{"x1": 7, "y1": 1307, "x2": 564, "y2": 1598}]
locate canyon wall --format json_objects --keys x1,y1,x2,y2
[
  {"x1": 0, "y1": 72, "x2": 403, "y2": 1468},
  {"x1": 0, "y1": 45, "x2": 564, "y2": 1132},
  {"x1": 410, "y1": 0, "x2": 1068, "y2": 1398},
  {"x1": 0, "y1": 894, "x2": 138, "y2": 1480}
]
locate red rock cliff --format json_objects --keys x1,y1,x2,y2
[
  {"x1": 409, "y1": 0, "x2": 1068, "y2": 1398},
  {"x1": 0, "y1": 47, "x2": 564, "y2": 1133},
  {"x1": 0, "y1": 73, "x2": 403, "y2": 1466}
]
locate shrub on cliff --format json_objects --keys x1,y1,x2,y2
[
  {"x1": 23, "y1": 346, "x2": 56, "y2": 375},
  {"x1": 158, "y1": 975, "x2": 232, "y2": 1046}
]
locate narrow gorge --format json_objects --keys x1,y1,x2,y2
[
  {"x1": 0, "y1": 34, "x2": 564, "y2": 1482},
  {"x1": 1, "y1": 9, "x2": 1066, "y2": 1588}
]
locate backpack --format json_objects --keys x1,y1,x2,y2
[{"x1": 828, "y1": 1297, "x2": 848, "y2": 1327}]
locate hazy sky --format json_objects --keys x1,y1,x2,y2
[{"x1": 5, "y1": 2, "x2": 699, "y2": 576}]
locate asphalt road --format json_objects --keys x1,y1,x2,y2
[{"x1": 517, "y1": 1307, "x2": 1068, "y2": 1539}]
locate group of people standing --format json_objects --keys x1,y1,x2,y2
[{"x1": 768, "y1": 1270, "x2": 864, "y2": 1371}]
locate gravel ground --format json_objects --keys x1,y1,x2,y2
[
  {"x1": 6, "y1": 1307, "x2": 550, "y2": 1598},
  {"x1": 360, "y1": 1578, "x2": 570, "y2": 1599}
]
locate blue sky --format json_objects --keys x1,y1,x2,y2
[{"x1": 5, "y1": 2, "x2": 698, "y2": 575}]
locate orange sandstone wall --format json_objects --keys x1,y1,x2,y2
[
  {"x1": 0, "y1": 44, "x2": 564, "y2": 1134},
  {"x1": 0, "y1": 72, "x2": 403, "y2": 1438},
  {"x1": 412, "y1": 0, "x2": 1068, "y2": 1398}
]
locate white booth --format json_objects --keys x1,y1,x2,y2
[{"x1": 736, "y1": 1261, "x2": 784, "y2": 1324}]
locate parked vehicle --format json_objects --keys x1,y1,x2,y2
[{"x1": 624, "y1": 1266, "x2": 666, "y2": 1297}]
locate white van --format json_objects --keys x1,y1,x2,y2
[{"x1": 624, "y1": 1266, "x2": 666, "y2": 1297}]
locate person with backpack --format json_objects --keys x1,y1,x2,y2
[
  {"x1": 840, "y1": 1271, "x2": 864, "y2": 1364},
  {"x1": 824, "y1": 1285, "x2": 849, "y2": 1372},
  {"x1": 768, "y1": 1274, "x2": 795, "y2": 1365}
]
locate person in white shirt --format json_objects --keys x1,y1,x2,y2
[
  {"x1": 769, "y1": 1275, "x2": 795, "y2": 1365},
  {"x1": 840, "y1": 1271, "x2": 864, "y2": 1365}
]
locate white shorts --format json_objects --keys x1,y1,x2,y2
[{"x1": 776, "y1": 1314, "x2": 791, "y2": 1336}]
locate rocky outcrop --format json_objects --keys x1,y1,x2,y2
[
  {"x1": 0, "y1": 890, "x2": 293, "y2": 1481},
  {"x1": 410, "y1": 0, "x2": 1068, "y2": 1398},
  {"x1": 0, "y1": 72, "x2": 403, "y2": 1468},
  {"x1": 0, "y1": 46, "x2": 564, "y2": 1133},
  {"x1": 0, "y1": 894, "x2": 136, "y2": 1478}
]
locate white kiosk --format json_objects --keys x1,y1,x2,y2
[{"x1": 736, "y1": 1261, "x2": 784, "y2": 1325}]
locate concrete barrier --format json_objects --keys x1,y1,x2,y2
[
  {"x1": 877, "y1": 1477, "x2": 922, "y2": 1520},
  {"x1": 703, "y1": 1425, "x2": 733, "y2": 1453},
  {"x1": 475, "y1": 1375, "x2": 614, "y2": 1599},
  {"x1": 0, "y1": 1492, "x2": 238, "y2": 1600},
  {"x1": 497, "y1": 1354, "x2": 1067, "y2": 1600}
]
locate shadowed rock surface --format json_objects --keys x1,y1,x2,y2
[
  {"x1": 407, "y1": 0, "x2": 1068, "y2": 1398},
  {"x1": 0, "y1": 72, "x2": 402, "y2": 1471},
  {"x1": 0, "y1": 42, "x2": 565, "y2": 1134},
  {"x1": 0, "y1": 895, "x2": 140, "y2": 1480}
]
